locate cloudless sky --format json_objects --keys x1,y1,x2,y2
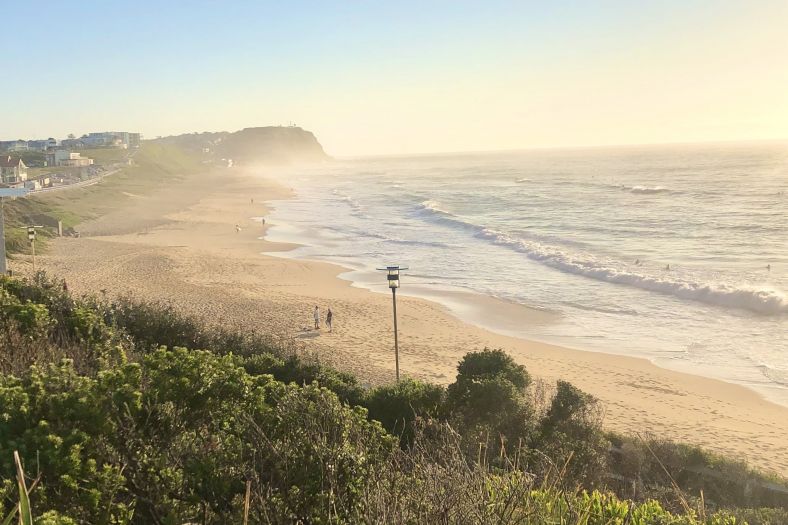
[{"x1": 2, "y1": 1, "x2": 787, "y2": 155}]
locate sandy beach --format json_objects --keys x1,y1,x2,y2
[{"x1": 21, "y1": 166, "x2": 788, "y2": 476}]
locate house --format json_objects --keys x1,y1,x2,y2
[
  {"x1": 0, "y1": 155, "x2": 28, "y2": 184},
  {"x1": 46, "y1": 150, "x2": 94, "y2": 167}
]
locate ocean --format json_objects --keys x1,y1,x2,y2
[{"x1": 262, "y1": 143, "x2": 788, "y2": 406}]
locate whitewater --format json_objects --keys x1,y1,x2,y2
[{"x1": 264, "y1": 143, "x2": 788, "y2": 406}]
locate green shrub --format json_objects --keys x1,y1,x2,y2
[
  {"x1": 266, "y1": 354, "x2": 366, "y2": 407},
  {"x1": 0, "y1": 360, "x2": 130, "y2": 523},
  {"x1": 453, "y1": 348, "x2": 531, "y2": 390},
  {"x1": 534, "y1": 380, "x2": 608, "y2": 487},
  {"x1": 247, "y1": 383, "x2": 395, "y2": 523},
  {"x1": 241, "y1": 352, "x2": 284, "y2": 376},
  {"x1": 365, "y1": 378, "x2": 446, "y2": 445},
  {"x1": 2, "y1": 298, "x2": 52, "y2": 338}
]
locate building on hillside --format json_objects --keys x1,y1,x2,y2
[
  {"x1": 60, "y1": 138, "x2": 87, "y2": 149},
  {"x1": 46, "y1": 150, "x2": 94, "y2": 167},
  {"x1": 82, "y1": 131, "x2": 141, "y2": 149},
  {"x1": 0, "y1": 155, "x2": 28, "y2": 184},
  {"x1": 27, "y1": 138, "x2": 58, "y2": 151},
  {"x1": 1, "y1": 138, "x2": 58, "y2": 152},
  {"x1": 83, "y1": 132, "x2": 118, "y2": 147},
  {"x1": 0, "y1": 140, "x2": 30, "y2": 152}
]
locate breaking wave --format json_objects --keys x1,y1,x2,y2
[
  {"x1": 415, "y1": 200, "x2": 788, "y2": 315},
  {"x1": 477, "y1": 228, "x2": 788, "y2": 315}
]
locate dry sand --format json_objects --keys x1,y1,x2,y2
[{"x1": 20, "y1": 166, "x2": 788, "y2": 475}]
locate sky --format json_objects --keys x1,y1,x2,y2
[{"x1": 2, "y1": 1, "x2": 787, "y2": 156}]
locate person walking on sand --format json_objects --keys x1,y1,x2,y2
[
  {"x1": 326, "y1": 308, "x2": 333, "y2": 332},
  {"x1": 314, "y1": 305, "x2": 320, "y2": 330}
]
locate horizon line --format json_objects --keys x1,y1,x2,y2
[{"x1": 332, "y1": 137, "x2": 788, "y2": 160}]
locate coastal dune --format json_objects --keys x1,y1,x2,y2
[{"x1": 29, "y1": 166, "x2": 788, "y2": 476}]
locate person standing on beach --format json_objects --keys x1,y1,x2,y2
[
  {"x1": 326, "y1": 308, "x2": 333, "y2": 332},
  {"x1": 314, "y1": 305, "x2": 320, "y2": 329}
]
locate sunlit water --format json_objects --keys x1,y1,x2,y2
[{"x1": 262, "y1": 143, "x2": 788, "y2": 406}]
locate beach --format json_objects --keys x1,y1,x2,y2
[{"x1": 24, "y1": 165, "x2": 788, "y2": 476}]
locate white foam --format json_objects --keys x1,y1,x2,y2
[
  {"x1": 625, "y1": 185, "x2": 672, "y2": 194},
  {"x1": 419, "y1": 199, "x2": 451, "y2": 215}
]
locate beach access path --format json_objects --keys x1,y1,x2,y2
[{"x1": 22, "y1": 165, "x2": 788, "y2": 476}]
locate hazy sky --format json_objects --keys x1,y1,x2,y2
[{"x1": 3, "y1": 1, "x2": 787, "y2": 156}]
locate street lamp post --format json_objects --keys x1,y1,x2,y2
[
  {"x1": 377, "y1": 265, "x2": 408, "y2": 382},
  {"x1": 22, "y1": 226, "x2": 43, "y2": 273}
]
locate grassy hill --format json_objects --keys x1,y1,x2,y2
[{"x1": 3, "y1": 142, "x2": 207, "y2": 254}]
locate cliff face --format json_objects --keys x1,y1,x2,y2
[{"x1": 156, "y1": 126, "x2": 329, "y2": 165}]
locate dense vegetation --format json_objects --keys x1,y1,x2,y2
[
  {"x1": 1, "y1": 274, "x2": 786, "y2": 524},
  {"x1": 155, "y1": 126, "x2": 329, "y2": 165}
]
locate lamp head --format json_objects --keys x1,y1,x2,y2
[
  {"x1": 387, "y1": 267, "x2": 400, "y2": 288},
  {"x1": 377, "y1": 265, "x2": 408, "y2": 289}
]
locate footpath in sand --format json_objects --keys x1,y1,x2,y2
[{"x1": 23, "y1": 166, "x2": 788, "y2": 476}]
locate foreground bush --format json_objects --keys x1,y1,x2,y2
[{"x1": 0, "y1": 348, "x2": 393, "y2": 523}]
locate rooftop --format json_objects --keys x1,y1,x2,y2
[{"x1": 0, "y1": 155, "x2": 24, "y2": 168}]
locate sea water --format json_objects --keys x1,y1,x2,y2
[{"x1": 262, "y1": 143, "x2": 788, "y2": 406}]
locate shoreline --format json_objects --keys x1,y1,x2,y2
[{"x1": 29, "y1": 165, "x2": 788, "y2": 475}]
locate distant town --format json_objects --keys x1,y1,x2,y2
[{"x1": 0, "y1": 131, "x2": 141, "y2": 192}]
